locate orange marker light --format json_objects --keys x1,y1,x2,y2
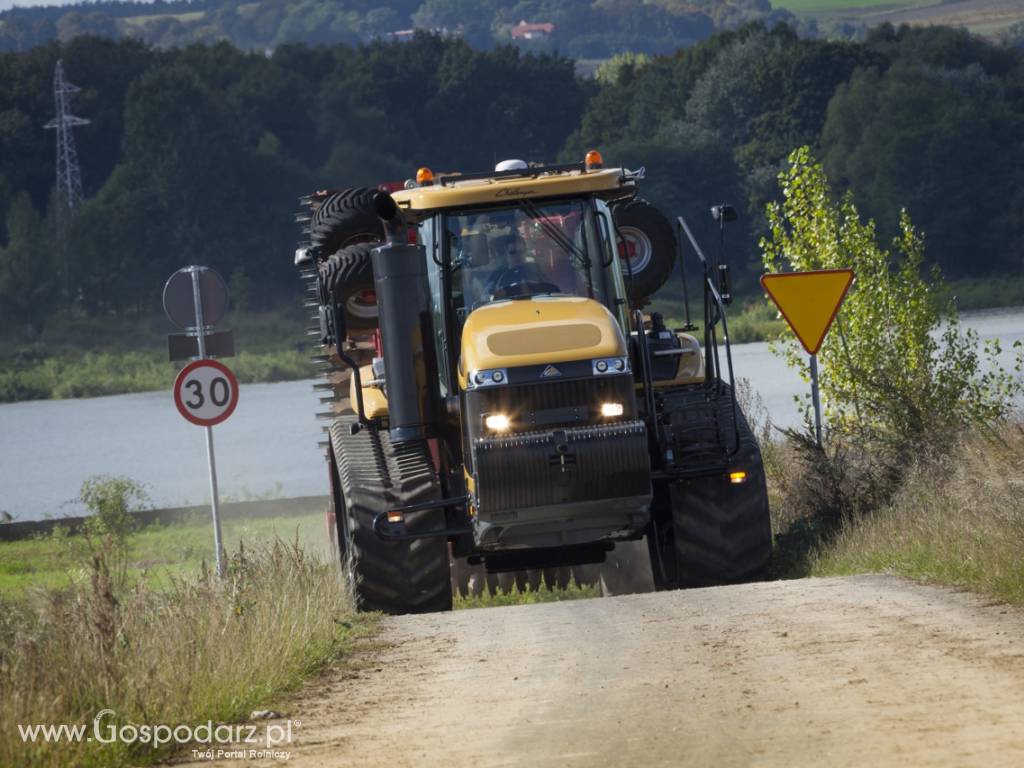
[
  {"x1": 584, "y1": 150, "x2": 603, "y2": 170},
  {"x1": 387, "y1": 511, "x2": 404, "y2": 524},
  {"x1": 416, "y1": 167, "x2": 434, "y2": 185},
  {"x1": 729, "y1": 470, "x2": 748, "y2": 485}
]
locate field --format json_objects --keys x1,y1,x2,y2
[
  {"x1": 772, "y1": 0, "x2": 931, "y2": 13},
  {"x1": 772, "y1": 0, "x2": 1024, "y2": 35},
  {"x1": 0, "y1": 511, "x2": 328, "y2": 596},
  {"x1": 119, "y1": 10, "x2": 206, "y2": 27}
]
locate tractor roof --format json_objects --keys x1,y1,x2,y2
[{"x1": 390, "y1": 165, "x2": 637, "y2": 219}]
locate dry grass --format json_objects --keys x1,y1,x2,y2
[
  {"x1": 811, "y1": 424, "x2": 1024, "y2": 604},
  {"x1": 0, "y1": 539, "x2": 371, "y2": 768}
]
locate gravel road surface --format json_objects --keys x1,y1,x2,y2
[{"x1": 179, "y1": 575, "x2": 1024, "y2": 767}]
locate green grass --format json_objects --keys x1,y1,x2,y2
[
  {"x1": 809, "y1": 427, "x2": 1024, "y2": 604},
  {"x1": 766, "y1": 421, "x2": 1024, "y2": 607},
  {"x1": 119, "y1": 9, "x2": 206, "y2": 27},
  {"x1": 0, "y1": 511, "x2": 328, "y2": 596},
  {"x1": 944, "y1": 276, "x2": 1024, "y2": 312},
  {"x1": 0, "y1": 308, "x2": 315, "y2": 403},
  {"x1": 648, "y1": 293, "x2": 785, "y2": 344},
  {"x1": 0, "y1": 519, "x2": 370, "y2": 768},
  {"x1": 454, "y1": 581, "x2": 599, "y2": 609}
]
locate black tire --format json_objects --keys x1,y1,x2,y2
[
  {"x1": 321, "y1": 242, "x2": 377, "y2": 331},
  {"x1": 311, "y1": 187, "x2": 385, "y2": 256},
  {"x1": 668, "y1": 398, "x2": 772, "y2": 587},
  {"x1": 612, "y1": 198, "x2": 676, "y2": 307},
  {"x1": 329, "y1": 417, "x2": 452, "y2": 614}
]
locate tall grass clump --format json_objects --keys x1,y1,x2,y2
[
  {"x1": 0, "y1": 478, "x2": 364, "y2": 768},
  {"x1": 760, "y1": 148, "x2": 1023, "y2": 579},
  {"x1": 813, "y1": 425, "x2": 1024, "y2": 604}
]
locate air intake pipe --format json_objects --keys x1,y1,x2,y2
[{"x1": 370, "y1": 192, "x2": 438, "y2": 444}]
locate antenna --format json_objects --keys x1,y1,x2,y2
[{"x1": 44, "y1": 59, "x2": 89, "y2": 297}]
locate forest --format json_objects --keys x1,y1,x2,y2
[{"x1": 2, "y1": 21, "x2": 1024, "y2": 332}]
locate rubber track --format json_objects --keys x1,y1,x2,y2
[
  {"x1": 665, "y1": 387, "x2": 772, "y2": 586},
  {"x1": 329, "y1": 416, "x2": 452, "y2": 614}
]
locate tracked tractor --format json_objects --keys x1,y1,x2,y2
[{"x1": 294, "y1": 152, "x2": 771, "y2": 613}]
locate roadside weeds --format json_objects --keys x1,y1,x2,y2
[{"x1": 0, "y1": 537, "x2": 372, "y2": 768}]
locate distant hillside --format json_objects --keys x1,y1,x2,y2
[
  {"x1": 0, "y1": 0, "x2": 804, "y2": 55},
  {"x1": 3, "y1": 21, "x2": 1023, "y2": 337},
  {"x1": 772, "y1": 0, "x2": 1024, "y2": 39}
]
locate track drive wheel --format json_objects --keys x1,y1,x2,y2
[{"x1": 329, "y1": 416, "x2": 452, "y2": 614}]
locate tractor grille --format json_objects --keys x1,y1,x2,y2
[{"x1": 465, "y1": 374, "x2": 635, "y2": 435}]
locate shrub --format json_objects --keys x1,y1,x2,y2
[{"x1": 760, "y1": 146, "x2": 1022, "y2": 456}]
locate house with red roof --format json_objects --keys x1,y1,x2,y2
[{"x1": 510, "y1": 20, "x2": 555, "y2": 40}]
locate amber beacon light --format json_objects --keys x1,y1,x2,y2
[{"x1": 584, "y1": 150, "x2": 603, "y2": 170}]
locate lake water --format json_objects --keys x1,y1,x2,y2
[{"x1": 2, "y1": 307, "x2": 1022, "y2": 521}]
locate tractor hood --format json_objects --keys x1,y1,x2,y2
[{"x1": 458, "y1": 296, "x2": 626, "y2": 387}]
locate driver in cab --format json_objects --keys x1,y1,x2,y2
[{"x1": 484, "y1": 233, "x2": 558, "y2": 300}]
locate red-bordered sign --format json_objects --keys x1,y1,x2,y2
[
  {"x1": 760, "y1": 268, "x2": 855, "y2": 356},
  {"x1": 174, "y1": 359, "x2": 240, "y2": 427}
]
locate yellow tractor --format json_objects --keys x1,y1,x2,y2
[{"x1": 295, "y1": 152, "x2": 771, "y2": 613}]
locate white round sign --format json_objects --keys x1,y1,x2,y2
[{"x1": 173, "y1": 359, "x2": 239, "y2": 427}]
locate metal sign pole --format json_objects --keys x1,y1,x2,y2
[
  {"x1": 190, "y1": 266, "x2": 226, "y2": 578},
  {"x1": 809, "y1": 353, "x2": 823, "y2": 448}
]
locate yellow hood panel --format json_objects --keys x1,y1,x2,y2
[{"x1": 459, "y1": 296, "x2": 625, "y2": 386}]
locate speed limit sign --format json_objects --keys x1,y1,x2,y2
[{"x1": 174, "y1": 359, "x2": 239, "y2": 427}]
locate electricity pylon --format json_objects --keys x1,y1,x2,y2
[{"x1": 44, "y1": 59, "x2": 89, "y2": 297}]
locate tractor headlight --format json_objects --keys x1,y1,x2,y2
[
  {"x1": 484, "y1": 413, "x2": 511, "y2": 432},
  {"x1": 593, "y1": 356, "x2": 629, "y2": 375},
  {"x1": 469, "y1": 368, "x2": 509, "y2": 388},
  {"x1": 600, "y1": 402, "x2": 624, "y2": 418}
]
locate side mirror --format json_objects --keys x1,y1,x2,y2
[{"x1": 710, "y1": 204, "x2": 737, "y2": 223}]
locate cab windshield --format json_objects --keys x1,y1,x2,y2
[{"x1": 444, "y1": 200, "x2": 597, "y2": 317}]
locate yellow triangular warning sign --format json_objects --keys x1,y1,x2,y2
[{"x1": 760, "y1": 269, "x2": 855, "y2": 355}]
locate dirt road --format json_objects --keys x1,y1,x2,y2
[{"x1": 182, "y1": 575, "x2": 1024, "y2": 767}]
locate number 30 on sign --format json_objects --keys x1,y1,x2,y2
[{"x1": 174, "y1": 359, "x2": 239, "y2": 427}]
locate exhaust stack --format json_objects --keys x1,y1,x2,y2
[{"x1": 370, "y1": 192, "x2": 438, "y2": 444}]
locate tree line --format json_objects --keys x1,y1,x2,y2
[
  {"x1": 1, "y1": 22, "x2": 1023, "y2": 331},
  {"x1": 0, "y1": 0, "x2": 801, "y2": 57}
]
